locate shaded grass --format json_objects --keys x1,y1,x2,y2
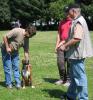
[{"x1": 0, "y1": 31, "x2": 93, "y2": 100}]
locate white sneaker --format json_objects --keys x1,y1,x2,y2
[
  {"x1": 55, "y1": 80, "x2": 63, "y2": 85},
  {"x1": 63, "y1": 81, "x2": 70, "y2": 87},
  {"x1": 6, "y1": 84, "x2": 12, "y2": 89},
  {"x1": 16, "y1": 84, "x2": 21, "y2": 89}
]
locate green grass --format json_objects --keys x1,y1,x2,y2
[{"x1": 0, "y1": 31, "x2": 93, "y2": 100}]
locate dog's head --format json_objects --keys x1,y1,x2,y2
[
  {"x1": 25, "y1": 64, "x2": 31, "y2": 72},
  {"x1": 22, "y1": 59, "x2": 31, "y2": 78}
]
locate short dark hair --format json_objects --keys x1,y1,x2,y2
[
  {"x1": 65, "y1": 3, "x2": 80, "y2": 12},
  {"x1": 63, "y1": 6, "x2": 69, "y2": 13},
  {"x1": 25, "y1": 25, "x2": 36, "y2": 37},
  {"x1": 68, "y1": 3, "x2": 80, "y2": 9}
]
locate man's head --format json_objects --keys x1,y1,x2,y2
[
  {"x1": 67, "y1": 4, "x2": 81, "y2": 19},
  {"x1": 25, "y1": 25, "x2": 36, "y2": 38},
  {"x1": 63, "y1": 6, "x2": 71, "y2": 19}
]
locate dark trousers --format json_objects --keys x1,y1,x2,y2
[{"x1": 57, "y1": 49, "x2": 70, "y2": 81}]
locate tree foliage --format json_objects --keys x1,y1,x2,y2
[
  {"x1": 49, "y1": 0, "x2": 74, "y2": 21},
  {"x1": 0, "y1": 0, "x2": 93, "y2": 29},
  {"x1": 75, "y1": 0, "x2": 93, "y2": 29},
  {"x1": 9, "y1": 0, "x2": 55, "y2": 27},
  {"x1": 0, "y1": 0, "x2": 11, "y2": 23}
]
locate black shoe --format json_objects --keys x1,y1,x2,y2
[
  {"x1": 60, "y1": 94, "x2": 74, "y2": 100},
  {"x1": 60, "y1": 94, "x2": 67, "y2": 100},
  {"x1": 67, "y1": 96, "x2": 73, "y2": 100}
]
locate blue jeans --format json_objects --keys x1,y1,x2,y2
[
  {"x1": 1, "y1": 48, "x2": 21, "y2": 86},
  {"x1": 67, "y1": 59, "x2": 88, "y2": 100}
]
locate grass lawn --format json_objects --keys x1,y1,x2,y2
[{"x1": 0, "y1": 31, "x2": 93, "y2": 100}]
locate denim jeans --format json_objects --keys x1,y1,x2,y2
[
  {"x1": 1, "y1": 48, "x2": 21, "y2": 86},
  {"x1": 67, "y1": 59, "x2": 88, "y2": 100}
]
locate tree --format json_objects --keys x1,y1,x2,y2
[
  {"x1": 9, "y1": 0, "x2": 52, "y2": 26},
  {"x1": 75, "y1": 0, "x2": 93, "y2": 29},
  {"x1": 0, "y1": 0, "x2": 11, "y2": 29},
  {"x1": 49, "y1": 0, "x2": 74, "y2": 21},
  {"x1": 47, "y1": 0, "x2": 74, "y2": 30},
  {"x1": 75, "y1": 0, "x2": 93, "y2": 5},
  {"x1": 10, "y1": 0, "x2": 38, "y2": 26}
]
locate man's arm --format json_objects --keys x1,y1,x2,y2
[
  {"x1": 3, "y1": 36, "x2": 11, "y2": 53},
  {"x1": 3, "y1": 29, "x2": 17, "y2": 53},
  {"x1": 24, "y1": 50, "x2": 29, "y2": 62},
  {"x1": 23, "y1": 38, "x2": 29, "y2": 62},
  {"x1": 55, "y1": 33, "x2": 60, "y2": 52},
  {"x1": 61, "y1": 38, "x2": 80, "y2": 51},
  {"x1": 60, "y1": 23, "x2": 83, "y2": 51}
]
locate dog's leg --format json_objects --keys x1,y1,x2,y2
[
  {"x1": 29, "y1": 65, "x2": 32, "y2": 86},
  {"x1": 28, "y1": 75, "x2": 32, "y2": 86},
  {"x1": 22, "y1": 76, "x2": 26, "y2": 89}
]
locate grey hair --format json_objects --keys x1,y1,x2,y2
[{"x1": 73, "y1": 8, "x2": 81, "y2": 14}]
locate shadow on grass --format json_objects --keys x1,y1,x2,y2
[
  {"x1": 43, "y1": 78, "x2": 58, "y2": 84},
  {"x1": 0, "y1": 81, "x2": 6, "y2": 87},
  {"x1": 42, "y1": 89, "x2": 66, "y2": 99}
]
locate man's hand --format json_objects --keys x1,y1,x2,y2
[
  {"x1": 55, "y1": 47, "x2": 58, "y2": 53},
  {"x1": 3, "y1": 36, "x2": 11, "y2": 54},
  {"x1": 57, "y1": 41, "x2": 65, "y2": 48},
  {"x1": 60, "y1": 44, "x2": 66, "y2": 51},
  {"x1": 6, "y1": 47, "x2": 11, "y2": 54},
  {"x1": 55, "y1": 41, "x2": 66, "y2": 53}
]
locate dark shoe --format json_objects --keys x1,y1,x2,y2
[
  {"x1": 60, "y1": 94, "x2": 74, "y2": 100},
  {"x1": 66, "y1": 96, "x2": 74, "y2": 100},
  {"x1": 60, "y1": 95, "x2": 66, "y2": 100}
]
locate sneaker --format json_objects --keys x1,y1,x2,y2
[
  {"x1": 6, "y1": 84, "x2": 12, "y2": 89},
  {"x1": 55, "y1": 79, "x2": 63, "y2": 85},
  {"x1": 16, "y1": 84, "x2": 21, "y2": 89},
  {"x1": 63, "y1": 81, "x2": 70, "y2": 87}
]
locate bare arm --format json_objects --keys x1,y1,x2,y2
[
  {"x1": 60, "y1": 38, "x2": 80, "y2": 51},
  {"x1": 23, "y1": 38, "x2": 29, "y2": 62},
  {"x1": 3, "y1": 36, "x2": 11, "y2": 53},
  {"x1": 61, "y1": 23, "x2": 83, "y2": 51},
  {"x1": 55, "y1": 33, "x2": 60, "y2": 51},
  {"x1": 24, "y1": 50, "x2": 29, "y2": 62}
]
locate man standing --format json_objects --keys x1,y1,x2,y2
[
  {"x1": 1, "y1": 25, "x2": 36, "y2": 89},
  {"x1": 60, "y1": 4, "x2": 93, "y2": 100},
  {"x1": 55, "y1": 8, "x2": 72, "y2": 86}
]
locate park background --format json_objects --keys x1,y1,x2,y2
[
  {"x1": 0, "y1": 0, "x2": 93, "y2": 30},
  {"x1": 0, "y1": 0, "x2": 93, "y2": 100}
]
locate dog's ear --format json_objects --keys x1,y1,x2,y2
[{"x1": 22, "y1": 59, "x2": 29, "y2": 65}]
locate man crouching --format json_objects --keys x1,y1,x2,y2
[{"x1": 1, "y1": 25, "x2": 36, "y2": 89}]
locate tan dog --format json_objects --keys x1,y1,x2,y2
[{"x1": 21, "y1": 60, "x2": 32, "y2": 89}]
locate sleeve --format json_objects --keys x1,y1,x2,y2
[
  {"x1": 6, "y1": 28, "x2": 17, "y2": 39},
  {"x1": 73, "y1": 23, "x2": 84, "y2": 39}
]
